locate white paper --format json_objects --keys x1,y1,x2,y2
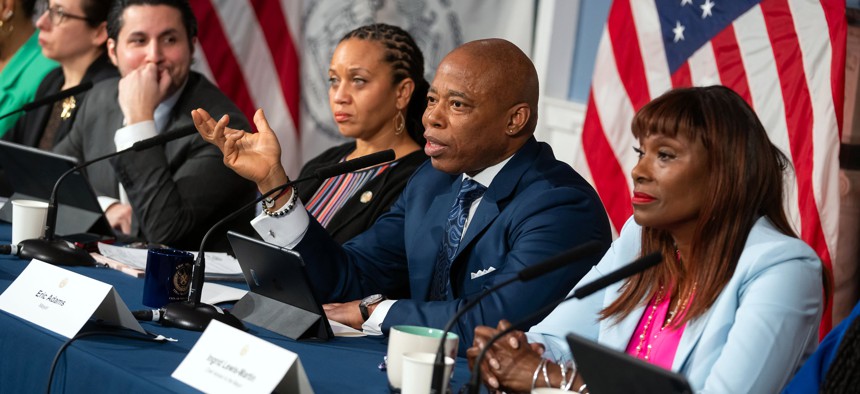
[
  {"x1": 0, "y1": 259, "x2": 144, "y2": 338},
  {"x1": 328, "y1": 319, "x2": 367, "y2": 337},
  {"x1": 201, "y1": 283, "x2": 248, "y2": 305},
  {"x1": 172, "y1": 320, "x2": 313, "y2": 394},
  {"x1": 97, "y1": 243, "x2": 242, "y2": 275}
]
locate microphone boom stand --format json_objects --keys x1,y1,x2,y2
[
  {"x1": 464, "y1": 252, "x2": 662, "y2": 394},
  {"x1": 159, "y1": 149, "x2": 397, "y2": 331},
  {"x1": 159, "y1": 179, "x2": 303, "y2": 331},
  {"x1": 0, "y1": 82, "x2": 93, "y2": 121},
  {"x1": 17, "y1": 151, "x2": 129, "y2": 266},
  {"x1": 429, "y1": 241, "x2": 605, "y2": 394},
  {"x1": 17, "y1": 126, "x2": 198, "y2": 266}
]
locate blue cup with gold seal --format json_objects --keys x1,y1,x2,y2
[{"x1": 142, "y1": 248, "x2": 193, "y2": 308}]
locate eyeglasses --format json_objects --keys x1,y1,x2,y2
[{"x1": 43, "y1": 6, "x2": 90, "y2": 26}]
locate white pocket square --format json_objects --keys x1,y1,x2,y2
[{"x1": 470, "y1": 267, "x2": 496, "y2": 280}]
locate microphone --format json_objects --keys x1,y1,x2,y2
[
  {"x1": 130, "y1": 126, "x2": 197, "y2": 151},
  {"x1": 15, "y1": 125, "x2": 197, "y2": 267},
  {"x1": 571, "y1": 253, "x2": 662, "y2": 299},
  {"x1": 465, "y1": 252, "x2": 663, "y2": 394},
  {"x1": 0, "y1": 82, "x2": 94, "y2": 121},
  {"x1": 314, "y1": 150, "x2": 395, "y2": 179},
  {"x1": 158, "y1": 149, "x2": 396, "y2": 332},
  {"x1": 131, "y1": 309, "x2": 162, "y2": 322},
  {"x1": 429, "y1": 240, "x2": 605, "y2": 394},
  {"x1": 0, "y1": 244, "x2": 18, "y2": 255},
  {"x1": 517, "y1": 242, "x2": 605, "y2": 282},
  {"x1": 131, "y1": 305, "x2": 228, "y2": 327}
]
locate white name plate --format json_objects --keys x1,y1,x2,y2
[
  {"x1": 172, "y1": 320, "x2": 314, "y2": 394},
  {"x1": 0, "y1": 259, "x2": 145, "y2": 338}
]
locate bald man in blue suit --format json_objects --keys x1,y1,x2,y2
[{"x1": 193, "y1": 38, "x2": 611, "y2": 353}]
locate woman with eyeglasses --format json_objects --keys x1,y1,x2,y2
[
  {"x1": 3, "y1": 0, "x2": 116, "y2": 149},
  {"x1": 0, "y1": 0, "x2": 58, "y2": 135}
]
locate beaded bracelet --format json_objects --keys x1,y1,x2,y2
[
  {"x1": 262, "y1": 186, "x2": 292, "y2": 209},
  {"x1": 263, "y1": 186, "x2": 298, "y2": 217}
]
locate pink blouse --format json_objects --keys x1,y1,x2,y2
[{"x1": 624, "y1": 289, "x2": 692, "y2": 369}]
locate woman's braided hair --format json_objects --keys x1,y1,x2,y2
[{"x1": 340, "y1": 23, "x2": 428, "y2": 145}]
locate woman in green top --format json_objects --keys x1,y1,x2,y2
[{"x1": 0, "y1": 0, "x2": 58, "y2": 135}]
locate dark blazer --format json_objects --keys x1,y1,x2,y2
[
  {"x1": 293, "y1": 137, "x2": 613, "y2": 353},
  {"x1": 297, "y1": 142, "x2": 428, "y2": 244},
  {"x1": 4, "y1": 53, "x2": 117, "y2": 148},
  {"x1": 54, "y1": 72, "x2": 257, "y2": 250}
]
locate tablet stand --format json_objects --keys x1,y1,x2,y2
[{"x1": 231, "y1": 291, "x2": 333, "y2": 340}]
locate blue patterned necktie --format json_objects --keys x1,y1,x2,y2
[{"x1": 429, "y1": 178, "x2": 487, "y2": 301}]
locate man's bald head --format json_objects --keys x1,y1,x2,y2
[
  {"x1": 423, "y1": 39, "x2": 541, "y2": 175},
  {"x1": 444, "y1": 39, "x2": 539, "y2": 134}
]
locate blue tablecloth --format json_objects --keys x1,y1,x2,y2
[{"x1": 0, "y1": 224, "x2": 473, "y2": 393}]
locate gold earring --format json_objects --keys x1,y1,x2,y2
[
  {"x1": 0, "y1": 11, "x2": 12, "y2": 35},
  {"x1": 394, "y1": 112, "x2": 405, "y2": 136}
]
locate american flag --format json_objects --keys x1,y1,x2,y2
[
  {"x1": 188, "y1": 0, "x2": 303, "y2": 177},
  {"x1": 580, "y1": 0, "x2": 845, "y2": 335}
]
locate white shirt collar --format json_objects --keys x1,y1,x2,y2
[{"x1": 463, "y1": 154, "x2": 515, "y2": 188}]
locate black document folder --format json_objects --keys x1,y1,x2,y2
[{"x1": 566, "y1": 333, "x2": 693, "y2": 394}]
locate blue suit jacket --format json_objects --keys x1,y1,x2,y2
[
  {"x1": 294, "y1": 137, "x2": 612, "y2": 352},
  {"x1": 528, "y1": 217, "x2": 822, "y2": 393}
]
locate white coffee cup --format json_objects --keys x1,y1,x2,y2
[
  {"x1": 401, "y1": 351, "x2": 455, "y2": 394},
  {"x1": 11, "y1": 199, "x2": 49, "y2": 244},
  {"x1": 387, "y1": 325, "x2": 458, "y2": 389}
]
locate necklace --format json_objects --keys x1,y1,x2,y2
[
  {"x1": 664, "y1": 283, "x2": 696, "y2": 329},
  {"x1": 634, "y1": 283, "x2": 697, "y2": 361},
  {"x1": 633, "y1": 286, "x2": 664, "y2": 360}
]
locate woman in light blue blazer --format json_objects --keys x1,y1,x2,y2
[{"x1": 467, "y1": 86, "x2": 824, "y2": 393}]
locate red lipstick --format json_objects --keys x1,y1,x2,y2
[{"x1": 631, "y1": 192, "x2": 656, "y2": 204}]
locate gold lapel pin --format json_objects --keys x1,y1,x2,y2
[
  {"x1": 60, "y1": 96, "x2": 76, "y2": 120},
  {"x1": 360, "y1": 191, "x2": 373, "y2": 203}
]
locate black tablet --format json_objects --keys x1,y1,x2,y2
[
  {"x1": 226, "y1": 231, "x2": 333, "y2": 340},
  {"x1": 566, "y1": 333, "x2": 693, "y2": 394},
  {"x1": 0, "y1": 140, "x2": 112, "y2": 239}
]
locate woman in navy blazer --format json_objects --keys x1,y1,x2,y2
[{"x1": 467, "y1": 86, "x2": 824, "y2": 393}]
